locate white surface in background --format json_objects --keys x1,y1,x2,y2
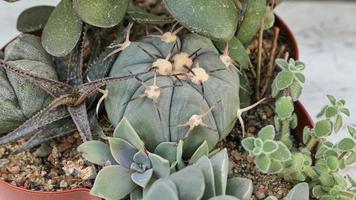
[{"x1": 0, "y1": 0, "x2": 355, "y2": 174}]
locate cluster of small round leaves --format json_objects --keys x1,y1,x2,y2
[
  {"x1": 272, "y1": 58, "x2": 306, "y2": 101},
  {"x1": 242, "y1": 125, "x2": 291, "y2": 173}
]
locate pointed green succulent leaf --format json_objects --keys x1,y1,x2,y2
[
  {"x1": 262, "y1": 140, "x2": 278, "y2": 154},
  {"x1": 263, "y1": 6, "x2": 275, "y2": 30},
  {"x1": 270, "y1": 142, "x2": 291, "y2": 162},
  {"x1": 210, "y1": 149, "x2": 229, "y2": 195},
  {"x1": 16, "y1": 6, "x2": 54, "y2": 33},
  {"x1": 73, "y1": 0, "x2": 129, "y2": 28},
  {"x1": 255, "y1": 153, "x2": 271, "y2": 173},
  {"x1": 190, "y1": 140, "x2": 209, "y2": 164},
  {"x1": 176, "y1": 140, "x2": 185, "y2": 170},
  {"x1": 347, "y1": 126, "x2": 356, "y2": 138},
  {"x1": 148, "y1": 153, "x2": 170, "y2": 178},
  {"x1": 303, "y1": 127, "x2": 311, "y2": 145},
  {"x1": 113, "y1": 118, "x2": 144, "y2": 149},
  {"x1": 42, "y1": 0, "x2": 83, "y2": 57},
  {"x1": 91, "y1": 165, "x2": 135, "y2": 199},
  {"x1": 154, "y1": 142, "x2": 177, "y2": 164},
  {"x1": 241, "y1": 137, "x2": 255, "y2": 153},
  {"x1": 236, "y1": 0, "x2": 266, "y2": 46},
  {"x1": 163, "y1": 0, "x2": 238, "y2": 41},
  {"x1": 275, "y1": 59, "x2": 288, "y2": 70},
  {"x1": 275, "y1": 71, "x2": 294, "y2": 91},
  {"x1": 226, "y1": 177, "x2": 253, "y2": 200},
  {"x1": 337, "y1": 138, "x2": 355, "y2": 151},
  {"x1": 340, "y1": 108, "x2": 351, "y2": 117},
  {"x1": 326, "y1": 95, "x2": 337, "y2": 105},
  {"x1": 286, "y1": 183, "x2": 309, "y2": 200},
  {"x1": 325, "y1": 106, "x2": 337, "y2": 118},
  {"x1": 145, "y1": 179, "x2": 179, "y2": 200},
  {"x1": 133, "y1": 149, "x2": 151, "y2": 168},
  {"x1": 334, "y1": 114, "x2": 343, "y2": 133},
  {"x1": 78, "y1": 141, "x2": 116, "y2": 166},
  {"x1": 169, "y1": 165, "x2": 205, "y2": 200},
  {"x1": 131, "y1": 169, "x2": 153, "y2": 188},
  {"x1": 276, "y1": 96, "x2": 294, "y2": 119},
  {"x1": 209, "y1": 196, "x2": 240, "y2": 200},
  {"x1": 195, "y1": 156, "x2": 216, "y2": 199},
  {"x1": 326, "y1": 156, "x2": 339, "y2": 171},
  {"x1": 258, "y1": 125, "x2": 276, "y2": 141},
  {"x1": 315, "y1": 119, "x2": 333, "y2": 137},
  {"x1": 108, "y1": 137, "x2": 138, "y2": 169}
]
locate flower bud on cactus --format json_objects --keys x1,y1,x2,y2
[
  {"x1": 105, "y1": 34, "x2": 241, "y2": 157},
  {"x1": 0, "y1": 34, "x2": 57, "y2": 135}
]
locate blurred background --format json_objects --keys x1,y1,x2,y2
[{"x1": 0, "y1": 0, "x2": 355, "y2": 143}]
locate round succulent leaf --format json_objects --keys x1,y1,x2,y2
[
  {"x1": 290, "y1": 82, "x2": 303, "y2": 102},
  {"x1": 17, "y1": 6, "x2": 54, "y2": 33},
  {"x1": 275, "y1": 71, "x2": 294, "y2": 91},
  {"x1": 91, "y1": 165, "x2": 136, "y2": 199},
  {"x1": 108, "y1": 137, "x2": 138, "y2": 169},
  {"x1": 241, "y1": 137, "x2": 255, "y2": 153},
  {"x1": 312, "y1": 185, "x2": 326, "y2": 198},
  {"x1": 254, "y1": 138, "x2": 263, "y2": 148},
  {"x1": 263, "y1": 6, "x2": 275, "y2": 30},
  {"x1": 73, "y1": 0, "x2": 128, "y2": 28},
  {"x1": 252, "y1": 147, "x2": 262, "y2": 156},
  {"x1": 236, "y1": 0, "x2": 267, "y2": 46},
  {"x1": 290, "y1": 113, "x2": 298, "y2": 129},
  {"x1": 127, "y1": 3, "x2": 174, "y2": 25},
  {"x1": 154, "y1": 142, "x2": 177, "y2": 164},
  {"x1": 195, "y1": 156, "x2": 216, "y2": 199},
  {"x1": 315, "y1": 160, "x2": 330, "y2": 175},
  {"x1": 210, "y1": 149, "x2": 229, "y2": 195},
  {"x1": 214, "y1": 37, "x2": 251, "y2": 69},
  {"x1": 262, "y1": 140, "x2": 278, "y2": 154},
  {"x1": 133, "y1": 149, "x2": 151, "y2": 168},
  {"x1": 257, "y1": 125, "x2": 275, "y2": 141},
  {"x1": 276, "y1": 96, "x2": 294, "y2": 119},
  {"x1": 162, "y1": 0, "x2": 238, "y2": 41},
  {"x1": 42, "y1": 0, "x2": 83, "y2": 57},
  {"x1": 326, "y1": 156, "x2": 339, "y2": 171},
  {"x1": 286, "y1": 183, "x2": 309, "y2": 200},
  {"x1": 294, "y1": 72, "x2": 305, "y2": 84},
  {"x1": 131, "y1": 168, "x2": 153, "y2": 188},
  {"x1": 168, "y1": 166, "x2": 205, "y2": 200},
  {"x1": 255, "y1": 153, "x2": 271, "y2": 173},
  {"x1": 77, "y1": 141, "x2": 116, "y2": 166},
  {"x1": 113, "y1": 118, "x2": 144, "y2": 149},
  {"x1": 226, "y1": 177, "x2": 253, "y2": 200},
  {"x1": 270, "y1": 142, "x2": 291, "y2": 162},
  {"x1": 148, "y1": 153, "x2": 170, "y2": 178},
  {"x1": 145, "y1": 179, "x2": 179, "y2": 200},
  {"x1": 323, "y1": 149, "x2": 338, "y2": 158},
  {"x1": 319, "y1": 173, "x2": 335, "y2": 187},
  {"x1": 275, "y1": 59, "x2": 289, "y2": 70},
  {"x1": 267, "y1": 160, "x2": 283, "y2": 174},
  {"x1": 337, "y1": 138, "x2": 355, "y2": 151},
  {"x1": 315, "y1": 120, "x2": 333, "y2": 137},
  {"x1": 189, "y1": 140, "x2": 209, "y2": 164}
]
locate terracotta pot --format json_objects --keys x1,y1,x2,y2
[{"x1": 0, "y1": 14, "x2": 313, "y2": 200}]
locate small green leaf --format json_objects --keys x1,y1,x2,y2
[
  {"x1": 145, "y1": 179, "x2": 179, "y2": 200},
  {"x1": 290, "y1": 113, "x2": 298, "y2": 129},
  {"x1": 91, "y1": 165, "x2": 135, "y2": 199},
  {"x1": 325, "y1": 106, "x2": 337, "y2": 118},
  {"x1": 276, "y1": 96, "x2": 294, "y2": 119},
  {"x1": 42, "y1": 0, "x2": 83, "y2": 56},
  {"x1": 270, "y1": 142, "x2": 291, "y2": 162},
  {"x1": 268, "y1": 160, "x2": 283, "y2": 174},
  {"x1": 319, "y1": 173, "x2": 335, "y2": 187},
  {"x1": 315, "y1": 160, "x2": 330, "y2": 174},
  {"x1": 254, "y1": 138, "x2": 263, "y2": 148},
  {"x1": 294, "y1": 73, "x2": 305, "y2": 84},
  {"x1": 210, "y1": 149, "x2": 229, "y2": 195},
  {"x1": 131, "y1": 169, "x2": 153, "y2": 188},
  {"x1": 241, "y1": 137, "x2": 255, "y2": 153},
  {"x1": 290, "y1": 82, "x2": 303, "y2": 101},
  {"x1": 258, "y1": 125, "x2": 275, "y2": 141},
  {"x1": 73, "y1": 0, "x2": 129, "y2": 28},
  {"x1": 326, "y1": 156, "x2": 339, "y2": 171},
  {"x1": 275, "y1": 71, "x2": 294, "y2": 90},
  {"x1": 326, "y1": 95, "x2": 337, "y2": 105},
  {"x1": 190, "y1": 140, "x2": 209, "y2": 164},
  {"x1": 262, "y1": 140, "x2": 278, "y2": 154},
  {"x1": 255, "y1": 154, "x2": 271, "y2": 173},
  {"x1": 312, "y1": 185, "x2": 325, "y2": 198},
  {"x1": 275, "y1": 59, "x2": 288, "y2": 70},
  {"x1": 334, "y1": 114, "x2": 343, "y2": 133},
  {"x1": 317, "y1": 106, "x2": 328, "y2": 118},
  {"x1": 252, "y1": 147, "x2": 262, "y2": 156},
  {"x1": 263, "y1": 6, "x2": 275, "y2": 30},
  {"x1": 148, "y1": 153, "x2": 170, "y2": 178},
  {"x1": 337, "y1": 138, "x2": 355, "y2": 151},
  {"x1": 347, "y1": 126, "x2": 356, "y2": 138},
  {"x1": 303, "y1": 127, "x2": 310, "y2": 145},
  {"x1": 127, "y1": 3, "x2": 175, "y2": 25},
  {"x1": 113, "y1": 118, "x2": 144, "y2": 149},
  {"x1": 163, "y1": 0, "x2": 239, "y2": 41},
  {"x1": 340, "y1": 108, "x2": 351, "y2": 117},
  {"x1": 226, "y1": 177, "x2": 253, "y2": 200},
  {"x1": 17, "y1": 6, "x2": 54, "y2": 33},
  {"x1": 195, "y1": 156, "x2": 216, "y2": 199},
  {"x1": 78, "y1": 141, "x2": 116, "y2": 166},
  {"x1": 154, "y1": 142, "x2": 177, "y2": 164},
  {"x1": 286, "y1": 183, "x2": 309, "y2": 200},
  {"x1": 108, "y1": 137, "x2": 137, "y2": 169},
  {"x1": 176, "y1": 140, "x2": 184, "y2": 170},
  {"x1": 315, "y1": 120, "x2": 333, "y2": 137},
  {"x1": 208, "y1": 196, "x2": 240, "y2": 200}
]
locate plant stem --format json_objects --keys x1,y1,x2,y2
[
  {"x1": 282, "y1": 120, "x2": 290, "y2": 136},
  {"x1": 255, "y1": 19, "x2": 265, "y2": 100},
  {"x1": 306, "y1": 138, "x2": 318, "y2": 151}
]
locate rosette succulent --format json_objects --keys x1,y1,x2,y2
[{"x1": 105, "y1": 33, "x2": 241, "y2": 158}]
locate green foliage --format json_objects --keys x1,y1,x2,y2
[
  {"x1": 127, "y1": 3, "x2": 175, "y2": 25},
  {"x1": 16, "y1": 6, "x2": 54, "y2": 33}
]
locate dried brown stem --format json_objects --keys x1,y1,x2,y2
[
  {"x1": 255, "y1": 19, "x2": 265, "y2": 100},
  {"x1": 261, "y1": 27, "x2": 280, "y2": 98}
]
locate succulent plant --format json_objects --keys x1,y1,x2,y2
[
  {"x1": 242, "y1": 125, "x2": 291, "y2": 173},
  {"x1": 267, "y1": 182, "x2": 310, "y2": 200},
  {"x1": 105, "y1": 32, "x2": 244, "y2": 158}
]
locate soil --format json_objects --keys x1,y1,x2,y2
[{"x1": 0, "y1": 1, "x2": 303, "y2": 199}]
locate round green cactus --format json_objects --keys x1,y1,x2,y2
[
  {"x1": 105, "y1": 33, "x2": 240, "y2": 157},
  {"x1": 0, "y1": 34, "x2": 57, "y2": 135}
]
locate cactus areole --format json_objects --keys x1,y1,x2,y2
[{"x1": 105, "y1": 34, "x2": 240, "y2": 157}]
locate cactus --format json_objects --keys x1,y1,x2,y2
[{"x1": 105, "y1": 33, "x2": 241, "y2": 157}]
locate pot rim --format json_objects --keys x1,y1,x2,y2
[{"x1": 0, "y1": 14, "x2": 313, "y2": 198}]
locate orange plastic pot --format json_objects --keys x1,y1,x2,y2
[{"x1": 0, "y1": 15, "x2": 313, "y2": 200}]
